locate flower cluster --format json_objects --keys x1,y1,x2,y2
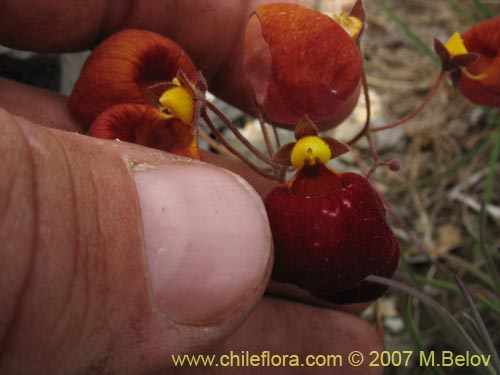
[
  {"x1": 69, "y1": 29, "x2": 203, "y2": 159},
  {"x1": 68, "y1": 2, "x2": 499, "y2": 305}
]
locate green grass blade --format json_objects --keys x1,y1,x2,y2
[
  {"x1": 414, "y1": 276, "x2": 460, "y2": 294},
  {"x1": 390, "y1": 136, "x2": 491, "y2": 194},
  {"x1": 456, "y1": 278, "x2": 500, "y2": 373},
  {"x1": 404, "y1": 296, "x2": 445, "y2": 375},
  {"x1": 400, "y1": 254, "x2": 419, "y2": 287},
  {"x1": 374, "y1": 0, "x2": 439, "y2": 64},
  {"x1": 365, "y1": 275, "x2": 500, "y2": 374},
  {"x1": 446, "y1": 0, "x2": 478, "y2": 24},
  {"x1": 474, "y1": 292, "x2": 500, "y2": 318},
  {"x1": 472, "y1": 0, "x2": 495, "y2": 19},
  {"x1": 442, "y1": 253, "x2": 496, "y2": 289},
  {"x1": 478, "y1": 127, "x2": 500, "y2": 291}
]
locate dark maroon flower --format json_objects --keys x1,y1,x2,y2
[{"x1": 265, "y1": 118, "x2": 399, "y2": 304}]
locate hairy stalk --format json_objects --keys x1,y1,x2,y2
[
  {"x1": 201, "y1": 110, "x2": 278, "y2": 181},
  {"x1": 365, "y1": 131, "x2": 381, "y2": 178},
  {"x1": 347, "y1": 63, "x2": 371, "y2": 146},
  {"x1": 199, "y1": 128, "x2": 239, "y2": 160},
  {"x1": 204, "y1": 100, "x2": 281, "y2": 169},
  {"x1": 257, "y1": 112, "x2": 275, "y2": 157},
  {"x1": 372, "y1": 70, "x2": 445, "y2": 132},
  {"x1": 272, "y1": 124, "x2": 281, "y2": 149}
]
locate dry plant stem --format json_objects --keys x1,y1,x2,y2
[
  {"x1": 347, "y1": 64, "x2": 372, "y2": 146},
  {"x1": 199, "y1": 128, "x2": 239, "y2": 160},
  {"x1": 352, "y1": 149, "x2": 440, "y2": 265},
  {"x1": 201, "y1": 110, "x2": 278, "y2": 181},
  {"x1": 204, "y1": 100, "x2": 280, "y2": 169},
  {"x1": 372, "y1": 70, "x2": 446, "y2": 132},
  {"x1": 380, "y1": 193, "x2": 456, "y2": 280},
  {"x1": 381, "y1": 193, "x2": 430, "y2": 257}
]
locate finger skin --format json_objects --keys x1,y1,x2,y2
[
  {"x1": 0, "y1": 107, "x2": 382, "y2": 375},
  {"x1": 0, "y1": 78, "x2": 85, "y2": 133},
  {"x1": 171, "y1": 298, "x2": 383, "y2": 375},
  {"x1": 0, "y1": 109, "x2": 271, "y2": 374},
  {"x1": 0, "y1": 0, "x2": 296, "y2": 113},
  {"x1": 0, "y1": 78, "x2": 370, "y2": 315},
  {"x1": 1, "y1": 2, "x2": 382, "y2": 373}
]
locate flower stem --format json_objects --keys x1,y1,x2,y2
[
  {"x1": 204, "y1": 100, "x2": 281, "y2": 169},
  {"x1": 371, "y1": 70, "x2": 445, "y2": 132},
  {"x1": 347, "y1": 63, "x2": 371, "y2": 146},
  {"x1": 257, "y1": 112, "x2": 275, "y2": 157},
  {"x1": 199, "y1": 128, "x2": 239, "y2": 160},
  {"x1": 201, "y1": 110, "x2": 279, "y2": 181}
]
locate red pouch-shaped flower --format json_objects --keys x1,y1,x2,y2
[
  {"x1": 244, "y1": 3, "x2": 363, "y2": 129},
  {"x1": 69, "y1": 29, "x2": 203, "y2": 158},
  {"x1": 440, "y1": 17, "x2": 500, "y2": 107},
  {"x1": 265, "y1": 118, "x2": 399, "y2": 304},
  {"x1": 88, "y1": 103, "x2": 200, "y2": 159},
  {"x1": 69, "y1": 29, "x2": 199, "y2": 126}
]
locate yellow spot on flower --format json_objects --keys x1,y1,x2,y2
[
  {"x1": 291, "y1": 136, "x2": 332, "y2": 170},
  {"x1": 445, "y1": 32, "x2": 468, "y2": 57},
  {"x1": 159, "y1": 80, "x2": 194, "y2": 125},
  {"x1": 331, "y1": 13, "x2": 363, "y2": 40}
]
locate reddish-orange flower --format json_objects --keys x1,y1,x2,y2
[
  {"x1": 88, "y1": 103, "x2": 200, "y2": 159},
  {"x1": 244, "y1": 3, "x2": 363, "y2": 129},
  {"x1": 68, "y1": 29, "x2": 202, "y2": 159},
  {"x1": 440, "y1": 17, "x2": 500, "y2": 107},
  {"x1": 69, "y1": 29, "x2": 198, "y2": 126},
  {"x1": 265, "y1": 118, "x2": 399, "y2": 304}
]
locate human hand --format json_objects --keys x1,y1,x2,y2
[{"x1": 0, "y1": 1, "x2": 382, "y2": 374}]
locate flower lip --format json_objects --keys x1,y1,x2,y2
[
  {"x1": 88, "y1": 103, "x2": 200, "y2": 159},
  {"x1": 158, "y1": 78, "x2": 195, "y2": 125},
  {"x1": 146, "y1": 70, "x2": 207, "y2": 131},
  {"x1": 445, "y1": 32, "x2": 468, "y2": 58},
  {"x1": 272, "y1": 116, "x2": 349, "y2": 169},
  {"x1": 68, "y1": 29, "x2": 199, "y2": 127},
  {"x1": 290, "y1": 136, "x2": 332, "y2": 170}
]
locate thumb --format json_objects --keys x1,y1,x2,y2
[{"x1": 0, "y1": 109, "x2": 272, "y2": 375}]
